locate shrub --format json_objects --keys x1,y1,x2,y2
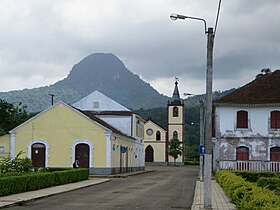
[
  {"x1": 216, "y1": 170, "x2": 280, "y2": 209},
  {"x1": 184, "y1": 160, "x2": 199, "y2": 165},
  {"x1": 0, "y1": 168, "x2": 89, "y2": 197},
  {"x1": 53, "y1": 168, "x2": 89, "y2": 185},
  {"x1": 0, "y1": 151, "x2": 33, "y2": 173},
  {"x1": 234, "y1": 171, "x2": 278, "y2": 183}
]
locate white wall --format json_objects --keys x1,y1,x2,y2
[
  {"x1": 216, "y1": 106, "x2": 280, "y2": 137},
  {"x1": 98, "y1": 115, "x2": 132, "y2": 136}
]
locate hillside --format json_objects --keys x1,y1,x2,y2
[{"x1": 0, "y1": 53, "x2": 169, "y2": 113}]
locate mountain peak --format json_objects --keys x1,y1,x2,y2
[{"x1": 0, "y1": 53, "x2": 168, "y2": 112}]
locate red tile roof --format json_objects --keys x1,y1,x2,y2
[{"x1": 214, "y1": 70, "x2": 280, "y2": 105}]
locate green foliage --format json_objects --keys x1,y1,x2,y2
[
  {"x1": 0, "y1": 151, "x2": 33, "y2": 173},
  {"x1": 234, "y1": 171, "x2": 278, "y2": 183},
  {"x1": 216, "y1": 170, "x2": 280, "y2": 209},
  {"x1": 0, "y1": 168, "x2": 89, "y2": 197},
  {"x1": 257, "y1": 177, "x2": 280, "y2": 195},
  {"x1": 184, "y1": 160, "x2": 199, "y2": 165},
  {"x1": 168, "y1": 138, "x2": 183, "y2": 164},
  {"x1": 0, "y1": 99, "x2": 32, "y2": 135},
  {"x1": 53, "y1": 168, "x2": 89, "y2": 185}
]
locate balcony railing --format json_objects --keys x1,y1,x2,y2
[{"x1": 219, "y1": 160, "x2": 280, "y2": 172}]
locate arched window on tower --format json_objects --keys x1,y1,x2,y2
[
  {"x1": 173, "y1": 131, "x2": 178, "y2": 139},
  {"x1": 173, "y1": 107, "x2": 179, "y2": 117},
  {"x1": 156, "y1": 131, "x2": 161, "y2": 141}
]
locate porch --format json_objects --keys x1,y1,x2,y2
[{"x1": 219, "y1": 160, "x2": 280, "y2": 172}]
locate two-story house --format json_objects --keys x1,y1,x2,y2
[{"x1": 213, "y1": 70, "x2": 280, "y2": 172}]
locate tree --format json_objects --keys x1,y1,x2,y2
[
  {"x1": 0, "y1": 99, "x2": 31, "y2": 135},
  {"x1": 168, "y1": 138, "x2": 183, "y2": 166}
]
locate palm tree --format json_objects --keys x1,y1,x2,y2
[{"x1": 168, "y1": 138, "x2": 183, "y2": 166}]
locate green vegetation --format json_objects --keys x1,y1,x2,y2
[
  {"x1": 168, "y1": 138, "x2": 183, "y2": 165},
  {"x1": 234, "y1": 171, "x2": 278, "y2": 183},
  {"x1": 216, "y1": 170, "x2": 280, "y2": 209},
  {"x1": 0, "y1": 168, "x2": 89, "y2": 197},
  {"x1": 0, "y1": 151, "x2": 89, "y2": 196},
  {"x1": 0, "y1": 99, "x2": 32, "y2": 135},
  {"x1": 0, "y1": 151, "x2": 33, "y2": 173}
]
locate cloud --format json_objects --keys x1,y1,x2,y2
[{"x1": 0, "y1": 0, "x2": 279, "y2": 96}]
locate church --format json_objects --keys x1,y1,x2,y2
[{"x1": 144, "y1": 80, "x2": 185, "y2": 165}]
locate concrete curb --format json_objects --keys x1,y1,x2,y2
[{"x1": 90, "y1": 169, "x2": 155, "y2": 178}]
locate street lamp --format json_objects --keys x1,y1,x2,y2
[{"x1": 170, "y1": 13, "x2": 214, "y2": 209}]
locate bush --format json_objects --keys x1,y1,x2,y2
[
  {"x1": 0, "y1": 151, "x2": 33, "y2": 173},
  {"x1": 54, "y1": 168, "x2": 89, "y2": 185},
  {"x1": 234, "y1": 171, "x2": 278, "y2": 183},
  {"x1": 184, "y1": 160, "x2": 199, "y2": 165},
  {"x1": 257, "y1": 177, "x2": 280, "y2": 195},
  {"x1": 216, "y1": 170, "x2": 280, "y2": 209},
  {"x1": 0, "y1": 168, "x2": 89, "y2": 197}
]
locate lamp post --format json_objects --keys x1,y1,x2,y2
[{"x1": 170, "y1": 13, "x2": 214, "y2": 209}]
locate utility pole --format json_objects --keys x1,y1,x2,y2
[
  {"x1": 204, "y1": 27, "x2": 214, "y2": 209},
  {"x1": 170, "y1": 12, "x2": 218, "y2": 209},
  {"x1": 199, "y1": 100, "x2": 205, "y2": 182}
]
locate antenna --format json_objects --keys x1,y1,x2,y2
[{"x1": 49, "y1": 94, "x2": 55, "y2": 105}]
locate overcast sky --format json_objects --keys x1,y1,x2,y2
[{"x1": 0, "y1": 0, "x2": 279, "y2": 97}]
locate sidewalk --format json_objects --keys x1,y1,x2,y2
[
  {"x1": 191, "y1": 180, "x2": 237, "y2": 210},
  {"x1": 0, "y1": 177, "x2": 110, "y2": 209}
]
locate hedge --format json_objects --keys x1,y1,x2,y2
[
  {"x1": 257, "y1": 177, "x2": 280, "y2": 194},
  {"x1": 0, "y1": 168, "x2": 89, "y2": 197},
  {"x1": 216, "y1": 170, "x2": 280, "y2": 209},
  {"x1": 234, "y1": 171, "x2": 278, "y2": 183}
]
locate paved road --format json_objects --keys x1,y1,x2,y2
[{"x1": 7, "y1": 166, "x2": 199, "y2": 210}]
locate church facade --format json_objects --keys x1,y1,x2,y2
[{"x1": 144, "y1": 81, "x2": 185, "y2": 164}]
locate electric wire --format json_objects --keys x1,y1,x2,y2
[{"x1": 214, "y1": 0, "x2": 222, "y2": 36}]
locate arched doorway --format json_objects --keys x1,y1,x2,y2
[
  {"x1": 75, "y1": 143, "x2": 90, "y2": 168},
  {"x1": 145, "y1": 145, "x2": 154, "y2": 162},
  {"x1": 31, "y1": 143, "x2": 46, "y2": 167},
  {"x1": 236, "y1": 146, "x2": 249, "y2": 170}
]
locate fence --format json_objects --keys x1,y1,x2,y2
[{"x1": 219, "y1": 160, "x2": 280, "y2": 172}]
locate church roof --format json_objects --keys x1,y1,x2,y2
[
  {"x1": 170, "y1": 81, "x2": 182, "y2": 105},
  {"x1": 214, "y1": 70, "x2": 280, "y2": 106}
]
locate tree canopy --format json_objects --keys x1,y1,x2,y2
[
  {"x1": 0, "y1": 99, "x2": 31, "y2": 135},
  {"x1": 168, "y1": 138, "x2": 183, "y2": 165}
]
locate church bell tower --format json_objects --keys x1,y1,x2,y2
[{"x1": 167, "y1": 79, "x2": 185, "y2": 163}]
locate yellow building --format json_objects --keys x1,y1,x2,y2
[
  {"x1": 144, "y1": 81, "x2": 185, "y2": 165},
  {"x1": 0, "y1": 101, "x2": 144, "y2": 175},
  {"x1": 144, "y1": 119, "x2": 167, "y2": 163}
]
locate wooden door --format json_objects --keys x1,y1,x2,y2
[
  {"x1": 236, "y1": 146, "x2": 249, "y2": 170},
  {"x1": 270, "y1": 147, "x2": 280, "y2": 172},
  {"x1": 145, "y1": 145, "x2": 154, "y2": 162},
  {"x1": 31, "y1": 143, "x2": 46, "y2": 167},
  {"x1": 75, "y1": 143, "x2": 89, "y2": 168}
]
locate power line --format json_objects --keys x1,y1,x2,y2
[{"x1": 214, "y1": 0, "x2": 222, "y2": 36}]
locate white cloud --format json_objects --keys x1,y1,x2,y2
[{"x1": 0, "y1": 0, "x2": 279, "y2": 95}]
